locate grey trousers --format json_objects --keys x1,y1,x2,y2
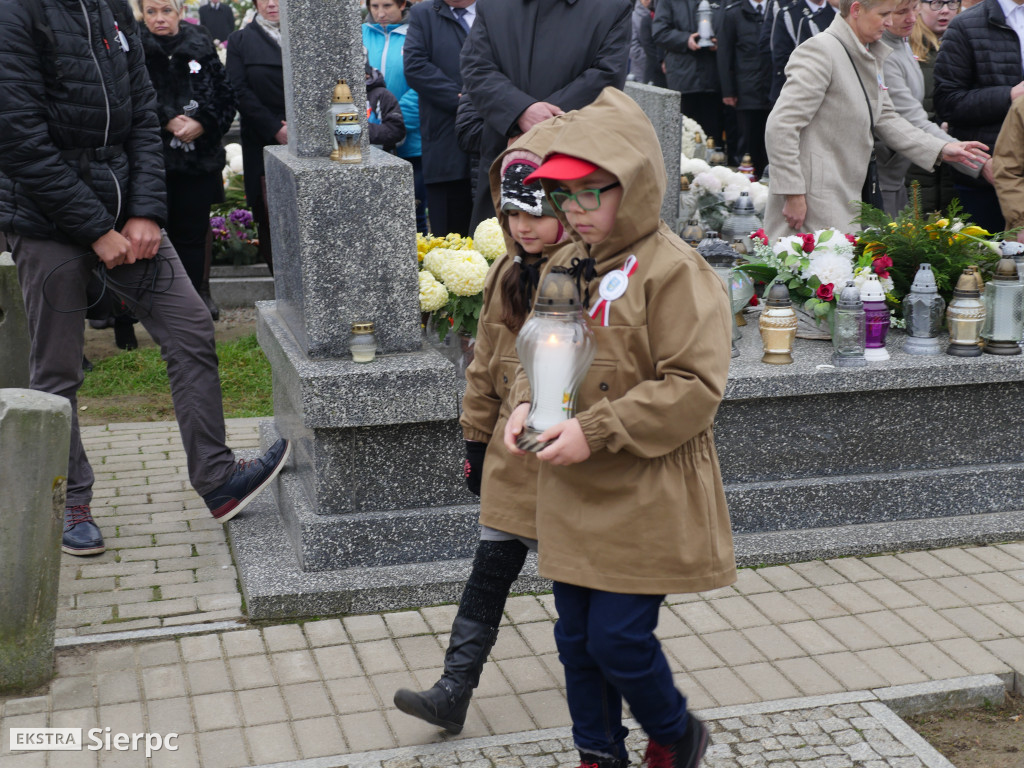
[{"x1": 9, "y1": 233, "x2": 236, "y2": 507}]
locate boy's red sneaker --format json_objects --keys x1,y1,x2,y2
[
  {"x1": 643, "y1": 715, "x2": 709, "y2": 768},
  {"x1": 577, "y1": 752, "x2": 629, "y2": 768}
]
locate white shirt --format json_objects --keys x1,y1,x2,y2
[
  {"x1": 998, "y1": 0, "x2": 1024, "y2": 72},
  {"x1": 804, "y1": 0, "x2": 827, "y2": 13},
  {"x1": 748, "y1": 0, "x2": 765, "y2": 14}
]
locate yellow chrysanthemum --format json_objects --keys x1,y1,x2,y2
[
  {"x1": 473, "y1": 218, "x2": 506, "y2": 261},
  {"x1": 436, "y1": 249, "x2": 489, "y2": 297},
  {"x1": 418, "y1": 271, "x2": 449, "y2": 313},
  {"x1": 423, "y1": 247, "x2": 457, "y2": 279}
]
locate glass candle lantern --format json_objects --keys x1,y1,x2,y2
[
  {"x1": 730, "y1": 267, "x2": 755, "y2": 327},
  {"x1": 349, "y1": 321, "x2": 377, "y2": 363},
  {"x1": 981, "y1": 257, "x2": 1024, "y2": 355},
  {"x1": 330, "y1": 79, "x2": 362, "y2": 163},
  {"x1": 698, "y1": 233, "x2": 742, "y2": 353},
  {"x1": 738, "y1": 154, "x2": 757, "y2": 181},
  {"x1": 515, "y1": 271, "x2": 597, "y2": 452},
  {"x1": 696, "y1": 0, "x2": 716, "y2": 47},
  {"x1": 946, "y1": 268, "x2": 985, "y2": 357},
  {"x1": 902, "y1": 263, "x2": 945, "y2": 356},
  {"x1": 831, "y1": 281, "x2": 867, "y2": 367},
  {"x1": 705, "y1": 138, "x2": 726, "y2": 166},
  {"x1": 678, "y1": 177, "x2": 697, "y2": 224},
  {"x1": 721, "y1": 191, "x2": 761, "y2": 254},
  {"x1": 759, "y1": 282, "x2": 797, "y2": 365},
  {"x1": 859, "y1": 274, "x2": 890, "y2": 361},
  {"x1": 679, "y1": 215, "x2": 705, "y2": 246}
]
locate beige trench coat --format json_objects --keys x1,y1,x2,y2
[
  {"x1": 510, "y1": 88, "x2": 737, "y2": 595},
  {"x1": 764, "y1": 15, "x2": 947, "y2": 238}
]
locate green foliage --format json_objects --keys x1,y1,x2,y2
[
  {"x1": 436, "y1": 292, "x2": 482, "y2": 340},
  {"x1": 851, "y1": 185, "x2": 1003, "y2": 305}
]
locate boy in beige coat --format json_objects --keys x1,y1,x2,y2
[{"x1": 505, "y1": 87, "x2": 735, "y2": 768}]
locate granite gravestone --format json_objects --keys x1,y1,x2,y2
[
  {"x1": 231, "y1": 0, "x2": 543, "y2": 618},
  {"x1": 624, "y1": 82, "x2": 681, "y2": 230},
  {"x1": 0, "y1": 252, "x2": 30, "y2": 389}
]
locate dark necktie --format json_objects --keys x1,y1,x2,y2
[
  {"x1": 453, "y1": 7, "x2": 471, "y2": 34},
  {"x1": 757, "y1": 4, "x2": 763, "y2": 15}
]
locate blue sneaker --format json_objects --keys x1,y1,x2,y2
[
  {"x1": 203, "y1": 438, "x2": 291, "y2": 523},
  {"x1": 63, "y1": 504, "x2": 106, "y2": 556}
]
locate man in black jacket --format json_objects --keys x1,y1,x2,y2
[
  {"x1": 717, "y1": 0, "x2": 770, "y2": 174},
  {"x1": 461, "y1": 0, "x2": 631, "y2": 230},
  {"x1": 404, "y1": 0, "x2": 474, "y2": 236},
  {"x1": 933, "y1": 0, "x2": 1020, "y2": 231},
  {"x1": 198, "y1": 0, "x2": 235, "y2": 44},
  {"x1": 758, "y1": 0, "x2": 835, "y2": 104},
  {"x1": 0, "y1": 0, "x2": 289, "y2": 557}
]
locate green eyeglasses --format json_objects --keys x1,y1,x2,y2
[{"x1": 549, "y1": 182, "x2": 621, "y2": 212}]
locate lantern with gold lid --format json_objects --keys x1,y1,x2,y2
[{"x1": 330, "y1": 78, "x2": 362, "y2": 163}]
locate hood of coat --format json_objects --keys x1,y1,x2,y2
[
  {"x1": 364, "y1": 21, "x2": 409, "y2": 37},
  {"x1": 532, "y1": 86, "x2": 665, "y2": 268},
  {"x1": 141, "y1": 21, "x2": 214, "y2": 61},
  {"x1": 488, "y1": 125, "x2": 568, "y2": 262},
  {"x1": 365, "y1": 66, "x2": 387, "y2": 92}
]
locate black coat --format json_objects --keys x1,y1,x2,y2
[
  {"x1": 366, "y1": 68, "x2": 406, "y2": 152},
  {"x1": 0, "y1": 0, "x2": 165, "y2": 245},
  {"x1": 403, "y1": 0, "x2": 470, "y2": 184},
  {"x1": 225, "y1": 20, "x2": 284, "y2": 211},
  {"x1": 760, "y1": 0, "x2": 834, "y2": 103},
  {"x1": 141, "y1": 23, "x2": 236, "y2": 175},
  {"x1": 717, "y1": 1, "x2": 769, "y2": 109},
  {"x1": 198, "y1": 2, "x2": 234, "y2": 42},
  {"x1": 934, "y1": 0, "x2": 1021, "y2": 185},
  {"x1": 651, "y1": 0, "x2": 722, "y2": 95},
  {"x1": 461, "y1": 0, "x2": 631, "y2": 228}
]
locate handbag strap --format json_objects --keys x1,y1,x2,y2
[{"x1": 828, "y1": 32, "x2": 875, "y2": 134}]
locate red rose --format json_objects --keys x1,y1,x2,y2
[
  {"x1": 845, "y1": 234, "x2": 857, "y2": 245},
  {"x1": 816, "y1": 283, "x2": 835, "y2": 301},
  {"x1": 801, "y1": 233, "x2": 815, "y2": 253},
  {"x1": 752, "y1": 228, "x2": 768, "y2": 246},
  {"x1": 872, "y1": 255, "x2": 893, "y2": 276}
]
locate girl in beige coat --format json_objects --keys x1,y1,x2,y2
[
  {"x1": 764, "y1": 0, "x2": 988, "y2": 239},
  {"x1": 393, "y1": 133, "x2": 573, "y2": 735},
  {"x1": 505, "y1": 87, "x2": 734, "y2": 768}
]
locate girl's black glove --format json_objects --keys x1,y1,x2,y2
[{"x1": 464, "y1": 440, "x2": 487, "y2": 496}]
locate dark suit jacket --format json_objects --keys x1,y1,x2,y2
[
  {"x1": 461, "y1": 0, "x2": 631, "y2": 228},
  {"x1": 403, "y1": 0, "x2": 471, "y2": 185},
  {"x1": 199, "y1": 2, "x2": 235, "y2": 42}
]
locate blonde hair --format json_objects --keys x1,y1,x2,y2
[
  {"x1": 909, "y1": 12, "x2": 942, "y2": 59},
  {"x1": 839, "y1": 0, "x2": 893, "y2": 16}
]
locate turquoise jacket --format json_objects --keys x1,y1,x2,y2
[{"x1": 362, "y1": 22, "x2": 421, "y2": 158}]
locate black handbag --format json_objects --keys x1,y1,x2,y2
[{"x1": 836, "y1": 39, "x2": 886, "y2": 209}]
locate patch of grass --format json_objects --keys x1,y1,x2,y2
[{"x1": 79, "y1": 334, "x2": 272, "y2": 422}]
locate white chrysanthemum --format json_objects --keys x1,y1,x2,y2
[
  {"x1": 773, "y1": 235, "x2": 804, "y2": 256},
  {"x1": 437, "y1": 249, "x2": 489, "y2": 297},
  {"x1": 228, "y1": 155, "x2": 244, "y2": 174},
  {"x1": 419, "y1": 271, "x2": 449, "y2": 312},
  {"x1": 811, "y1": 229, "x2": 853, "y2": 256},
  {"x1": 709, "y1": 165, "x2": 735, "y2": 185},
  {"x1": 803, "y1": 251, "x2": 854, "y2": 289},
  {"x1": 680, "y1": 157, "x2": 711, "y2": 176},
  {"x1": 749, "y1": 182, "x2": 768, "y2": 214},
  {"x1": 692, "y1": 171, "x2": 722, "y2": 194},
  {"x1": 224, "y1": 142, "x2": 242, "y2": 159},
  {"x1": 723, "y1": 183, "x2": 746, "y2": 205},
  {"x1": 853, "y1": 265, "x2": 894, "y2": 294},
  {"x1": 422, "y1": 247, "x2": 455, "y2": 279},
  {"x1": 472, "y1": 218, "x2": 506, "y2": 261}
]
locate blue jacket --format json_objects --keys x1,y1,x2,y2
[
  {"x1": 403, "y1": 0, "x2": 470, "y2": 184},
  {"x1": 363, "y1": 21, "x2": 421, "y2": 158}
]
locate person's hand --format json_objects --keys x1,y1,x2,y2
[
  {"x1": 173, "y1": 116, "x2": 205, "y2": 143},
  {"x1": 722, "y1": 96, "x2": 738, "y2": 107},
  {"x1": 782, "y1": 194, "x2": 807, "y2": 231},
  {"x1": 517, "y1": 101, "x2": 564, "y2": 134},
  {"x1": 121, "y1": 218, "x2": 162, "y2": 262},
  {"x1": 661, "y1": 61, "x2": 667, "y2": 74},
  {"x1": 687, "y1": 31, "x2": 701, "y2": 51},
  {"x1": 1012, "y1": 81, "x2": 1024, "y2": 101},
  {"x1": 275, "y1": 120, "x2": 288, "y2": 145},
  {"x1": 504, "y1": 403, "x2": 531, "y2": 455},
  {"x1": 92, "y1": 229, "x2": 132, "y2": 269},
  {"x1": 536, "y1": 418, "x2": 591, "y2": 466},
  {"x1": 981, "y1": 158, "x2": 995, "y2": 185},
  {"x1": 940, "y1": 140, "x2": 990, "y2": 170},
  {"x1": 165, "y1": 115, "x2": 188, "y2": 135}
]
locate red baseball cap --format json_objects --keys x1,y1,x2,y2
[{"x1": 523, "y1": 153, "x2": 599, "y2": 184}]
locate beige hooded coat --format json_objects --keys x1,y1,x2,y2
[
  {"x1": 459, "y1": 129, "x2": 579, "y2": 540},
  {"x1": 764, "y1": 15, "x2": 947, "y2": 239},
  {"x1": 512, "y1": 87, "x2": 737, "y2": 595}
]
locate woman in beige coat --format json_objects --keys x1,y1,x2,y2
[
  {"x1": 505, "y1": 87, "x2": 734, "y2": 768},
  {"x1": 393, "y1": 131, "x2": 574, "y2": 736},
  {"x1": 764, "y1": 0, "x2": 989, "y2": 239}
]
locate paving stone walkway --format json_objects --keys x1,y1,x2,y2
[{"x1": 2, "y1": 419, "x2": 1023, "y2": 767}]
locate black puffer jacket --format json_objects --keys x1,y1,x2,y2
[
  {"x1": 141, "y1": 22, "x2": 236, "y2": 175},
  {"x1": 0, "y1": 0, "x2": 165, "y2": 246},
  {"x1": 933, "y1": 0, "x2": 1022, "y2": 182},
  {"x1": 652, "y1": 0, "x2": 722, "y2": 95}
]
